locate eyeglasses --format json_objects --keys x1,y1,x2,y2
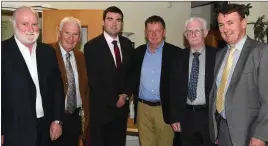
[{"x1": 185, "y1": 29, "x2": 204, "y2": 35}]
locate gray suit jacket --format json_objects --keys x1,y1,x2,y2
[{"x1": 209, "y1": 37, "x2": 268, "y2": 145}]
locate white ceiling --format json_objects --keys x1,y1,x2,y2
[{"x1": 191, "y1": 1, "x2": 213, "y2": 8}]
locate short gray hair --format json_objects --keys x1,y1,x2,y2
[
  {"x1": 59, "y1": 17, "x2": 82, "y2": 33},
  {"x1": 184, "y1": 17, "x2": 208, "y2": 31}
]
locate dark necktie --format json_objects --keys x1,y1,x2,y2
[
  {"x1": 188, "y1": 52, "x2": 201, "y2": 102},
  {"x1": 112, "y1": 40, "x2": 121, "y2": 69},
  {"x1": 65, "y1": 53, "x2": 77, "y2": 113}
]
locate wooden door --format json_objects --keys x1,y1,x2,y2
[{"x1": 42, "y1": 10, "x2": 103, "y2": 51}]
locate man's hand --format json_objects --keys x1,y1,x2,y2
[
  {"x1": 171, "y1": 122, "x2": 182, "y2": 132},
  {"x1": 116, "y1": 94, "x2": 127, "y2": 108},
  {"x1": 215, "y1": 139, "x2": 219, "y2": 144},
  {"x1": 50, "y1": 121, "x2": 62, "y2": 141},
  {"x1": 1, "y1": 135, "x2": 3, "y2": 145},
  {"x1": 249, "y1": 137, "x2": 265, "y2": 146}
]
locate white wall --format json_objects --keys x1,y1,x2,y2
[
  {"x1": 191, "y1": 4, "x2": 212, "y2": 30},
  {"x1": 230, "y1": 1, "x2": 268, "y2": 43},
  {"x1": 2, "y1": 1, "x2": 191, "y2": 48}
]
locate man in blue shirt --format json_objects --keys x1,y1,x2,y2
[{"x1": 125, "y1": 15, "x2": 182, "y2": 146}]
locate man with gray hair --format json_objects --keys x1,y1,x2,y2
[
  {"x1": 1, "y1": 6, "x2": 64, "y2": 146},
  {"x1": 168, "y1": 17, "x2": 219, "y2": 146},
  {"x1": 49, "y1": 17, "x2": 90, "y2": 146}
]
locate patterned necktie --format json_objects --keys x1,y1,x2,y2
[
  {"x1": 65, "y1": 53, "x2": 77, "y2": 113},
  {"x1": 112, "y1": 40, "x2": 121, "y2": 69},
  {"x1": 188, "y1": 52, "x2": 201, "y2": 102},
  {"x1": 216, "y1": 47, "x2": 236, "y2": 113}
]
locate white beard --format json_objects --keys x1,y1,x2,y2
[{"x1": 14, "y1": 27, "x2": 40, "y2": 45}]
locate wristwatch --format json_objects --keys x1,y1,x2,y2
[
  {"x1": 53, "y1": 120, "x2": 63, "y2": 126},
  {"x1": 125, "y1": 96, "x2": 130, "y2": 101}
]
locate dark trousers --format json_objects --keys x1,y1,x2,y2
[
  {"x1": 173, "y1": 132, "x2": 182, "y2": 146},
  {"x1": 180, "y1": 107, "x2": 216, "y2": 146},
  {"x1": 52, "y1": 109, "x2": 81, "y2": 146},
  {"x1": 90, "y1": 114, "x2": 128, "y2": 146},
  {"x1": 36, "y1": 117, "x2": 51, "y2": 146}
]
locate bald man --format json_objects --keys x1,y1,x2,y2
[{"x1": 1, "y1": 6, "x2": 65, "y2": 146}]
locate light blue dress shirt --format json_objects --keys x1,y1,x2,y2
[{"x1": 138, "y1": 41, "x2": 164, "y2": 102}]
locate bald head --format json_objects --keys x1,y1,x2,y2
[
  {"x1": 11, "y1": 6, "x2": 38, "y2": 24},
  {"x1": 12, "y1": 6, "x2": 40, "y2": 47}
]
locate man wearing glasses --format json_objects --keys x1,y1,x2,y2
[{"x1": 168, "y1": 17, "x2": 219, "y2": 146}]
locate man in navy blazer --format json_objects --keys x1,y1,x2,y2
[
  {"x1": 168, "y1": 17, "x2": 218, "y2": 146},
  {"x1": 84, "y1": 6, "x2": 133, "y2": 146},
  {"x1": 125, "y1": 15, "x2": 182, "y2": 146}
]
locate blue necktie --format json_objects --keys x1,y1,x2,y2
[{"x1": 188, "y1": 52, "x2": 200, "y2": 102}]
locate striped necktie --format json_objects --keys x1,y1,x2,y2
[{"x1": 65, "y1": 53, "x2": 77, "y2": 113}]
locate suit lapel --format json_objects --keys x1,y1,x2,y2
[
  {"x1": 183, "y1": 48, "x2": 190, "y2": 85},
  {"x1": 160, "y1": 43, "x2": 167, "y2": 84},
  {"x1": 73, "y1": 50, "x2": 82, "y2": 95},
  {"x1": 205, "y1": 48, "x2": 214, "y2": 88},
  {"x1": 100, "y1": 34, "x2": 117, "y2": 69},
  {"x1": 119, "y1": 36, "x2": 127, "y2": 66},
  {"x1": 137, "y1": 45, "x2": 147, "y2": 83},
  {"x1": 36, "y1": 42, "x2": 46, "y2": 100},
  {"x1": 54, "y1": 43, "x2": 68, "y2": 84},
  {"x1": 215, "y1": 46, "x2": 228, "y2": 78},
  {"x1": 10, "y1": 36, "x2": 33, "y2": 82},
  {"x1": 228, "y1": 38, "x2": 252, "y2": 90}
]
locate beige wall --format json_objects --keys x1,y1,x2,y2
[
  {"x1": 230, "y1": 1, "x2": 268, "y2": 43},
  {"x1": 2, "y1": 1, "x2": 191, "y2": 47}
]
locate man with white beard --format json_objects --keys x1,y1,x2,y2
[{"x1": 1, "y1": 6, "x2": 65, "y2": 146}]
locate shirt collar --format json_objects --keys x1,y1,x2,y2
[
  {"x1": 190, "y1": 46, "x2": 205, "y2": 55},
  {"x1": 228, "y1": 35, "x2": 247, "y2": 52},
  {"x1": 58, "y1": 42, "x2": 74, "y2": 58},
  {"x1": 14, "y1": 35, "x2": 37, "y2": 53},
  {"x1": 146, "y1": 41, "x2": 165, "y2": 54},
  {"x1": 104, "y1": 31, "x2": 119, "y2": 44}
]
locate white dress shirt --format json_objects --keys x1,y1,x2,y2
[
  {"x1": 103, "y1": 31, "x2": 123, "y2": 67},
  {"x1": 59, "y1": 43, "x2": 82, "y2": 109},
  {"x1": 15, "y1": 36, "x2": 44, "y2": 118},
  {"x1": 187, "y1": 47, "x2": 206, "y2": 105}
]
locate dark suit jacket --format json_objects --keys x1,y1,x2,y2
[
  {"x1": 168, "y1": 46, "x2": 218, "y2": 125},
  {"x1": 1, "y1": 36, "x2": 65, "y2": 146},
  {"x1": 50, "y1": 42, "x2": 90, "y2": 140},
  {"x1": 84, "y1": 33, "x2": 133, "y2": 123},
  {"x1": 126, "y1": 42, "x2": 182, "y2": 124},
  {"x1": 209, "y1": 37, "x2": 268, "y2": 145}
]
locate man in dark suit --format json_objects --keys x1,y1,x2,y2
[
  {"x1": 50, "y1": 17, "x2": 90, "y2": 146},
  {"x1": 1, "y1": 6, "x2": 64, "y2": 146},
  {"x1": 209, "y1": 4, "x2": 268, "y2": 146},
  {"x1": 84, "y1": 6, "x2": 133, "y2": 146},
  {"x1": 168, "y1": 17, "x2": 218, "y2": 146},
  {"x1": 125, "y1": 15, "x2": 181, "y2": 146}
]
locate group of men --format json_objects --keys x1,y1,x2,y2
[{"x1": 2, "y1": 3, "x2": 268, "y2": 146}]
